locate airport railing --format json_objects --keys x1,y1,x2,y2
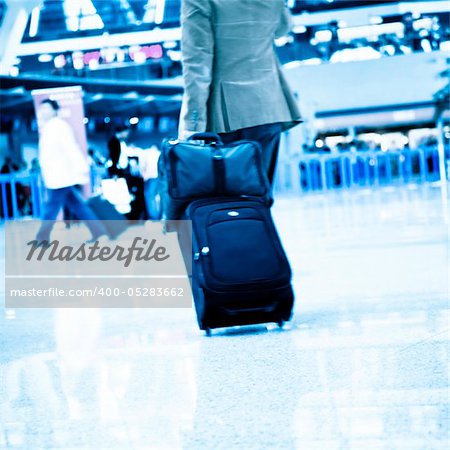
[
  {"x1": 0, "y1": 165, "x2": 101, "y2": 221},
  {"x1": 276, "y1": 146, "x2": 447, "y2": 193},
  {"x1": 0, "y1": 173, "x2": 43, "y2": 220},
  {"x1": 1, "y1": 147, "x2": 447, "y2": 220}
]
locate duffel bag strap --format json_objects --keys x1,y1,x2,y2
[{"x1": 212, "y1": 149, "x2": 226, "y2": 195}]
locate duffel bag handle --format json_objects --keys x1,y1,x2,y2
[{"x1": 188, "y1": 132, "x2": 223, "y2": 144}]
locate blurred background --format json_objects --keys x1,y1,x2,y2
[
  {"x1": 0, "y1": 3, "x2": 449, "y2": 449},
  {"x1": 0, "y1": 0, "x2": 449, "y2": 220}
]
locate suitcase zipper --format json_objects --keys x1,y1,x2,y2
[
  {"x1": 195, "y1": 249, "x2": 290, "y2": 291},
  {"x1": 189, "y1": 199, "x2": 291, "y2": 290}
]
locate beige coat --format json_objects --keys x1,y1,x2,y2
[{"x1": 179, "y1": 0, "x2": 302, "y2": 135}]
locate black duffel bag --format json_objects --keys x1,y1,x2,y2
[{"x1": 158, "y1": 133, "x2": 271, "y2": 220}]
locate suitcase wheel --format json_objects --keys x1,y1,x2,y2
[
  {"x1": 277, "y1": 320, "x2": 285, "y2": 329},
  {"x1": 204, "y1": 328, "x2": 212, "y2": 337}
]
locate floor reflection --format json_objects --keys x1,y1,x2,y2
[
  {"x1": 1, "y1": 311, "x2": 200, "y2": 449},
  {"x1": 0, "y1": 185, "x2": 448, "y2": 449}
]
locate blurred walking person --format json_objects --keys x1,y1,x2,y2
[
  {"x1": 178, "y1": 0, "x2": 302, "y2": 188},
  {"x1": 35, "y1": 99, "x2": 107, "y2": 242},
  {"x1": 107, "y1": 126, "x2": 130, "y2": 178},
  {"x1": 139, "y1": 145, "x2": 162, "y2": 220}
]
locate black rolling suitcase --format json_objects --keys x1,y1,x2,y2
[
  {"x1": 182, "y1": 197, "x2": 294, "y2": 333},
  {"x1": 87, "y1": 196, "x2": 128, "y2": 239}
]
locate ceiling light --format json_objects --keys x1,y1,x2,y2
[
  {"x1": 38, "y1": 54, "x2": 53, "y2": 63},
  {"x1": 370, "y1": 16, "x2": 383, "y2": 25},
  {"x1": 293, "y1": 25, "x2": 307, "y2": 34}
]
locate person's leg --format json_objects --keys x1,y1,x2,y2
[
  {"x1": 65, "y1": 186, "x2": 108, "y2": 239},
  {"x1": 267, "y1": 132, "x2": 282, "y2": 186},
  {"x1": 220, "y1": 124, "x2": 283, "y2": 187},
  {"x1": 124, "y1": 175, "x2": 146, "y2": 221},
  {"x1": 240, "y1": 123, "x2": 283, "y2": 187},
  {"x1": 145, "y1": 178, "x2": 161, "y2": 220},
  {"x1": 218, "y1": 129, "x2": 242, "y2": 145},
  {"x1": 36, "y1": 188, "x2": 69, "y2": 241}
]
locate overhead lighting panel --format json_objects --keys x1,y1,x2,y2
[
  {"x1": 143, "y1": 0, "x2": 166, "y2": 24},
  {"x1": 29, "y1": 6, "x2": 40, "y2": 38},
  {"x1": 63, "y1": 0, "x2": 104, "y2": 32}
]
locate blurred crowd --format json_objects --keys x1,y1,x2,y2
[
  {"x1": 281, "y1": 12, "x2": 450, "y2": 65},
  {"x1": 321, "y1": 13, "x2": 448, "y2": 62},
  {"x1": 0, "y1": 126, "x2": 162, "y2": 221},
  {"x1": 302, "y1": 134, "x2": 442, "y2": 155}
]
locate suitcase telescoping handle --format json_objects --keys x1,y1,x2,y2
[{"x1": 189, "y1": 133, "x2": 223, "y2": 145}]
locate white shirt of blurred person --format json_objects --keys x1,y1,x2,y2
[
  {"x1": 117, "y1": 137, "x2": 131, "y2": 170},
  {"x1": 35, "y1": 99, "x2": 107, "y2": 242},
  {"x1": 139, "y1": 145, "x2": 161, "y2": 181},
  {"x1": 38, "y1": 100, "x2": 90, "y2": 189}
]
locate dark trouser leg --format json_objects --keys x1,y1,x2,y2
[
  {"x1": 219, "y1": 129, "x2": 242, "y2": 148},
  {"x1": 145, "y1": 178, "x2": 161, "y2": 220},
  {"x1": 268, "y1": 133, "x2": 282, "y2": 186},
  {"x1": 127, "y1": 177, "x2": 146, "y2": 221},
  {"x1": 36, "y1": 188, "x2": 69, "y2": 241},
  {"x1": 65, "y1": 186, "x2": 108, "y2": 239},
  {"x1": 219, "y1": 123, "x2": 283, "y2": 187},
  {"x1": 248, "y1": 125, "x2": 282, "y2": 186}
]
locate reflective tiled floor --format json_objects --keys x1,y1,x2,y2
[{"x1": 1, "y1": 184, "x2": 449, "y2": 449}]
